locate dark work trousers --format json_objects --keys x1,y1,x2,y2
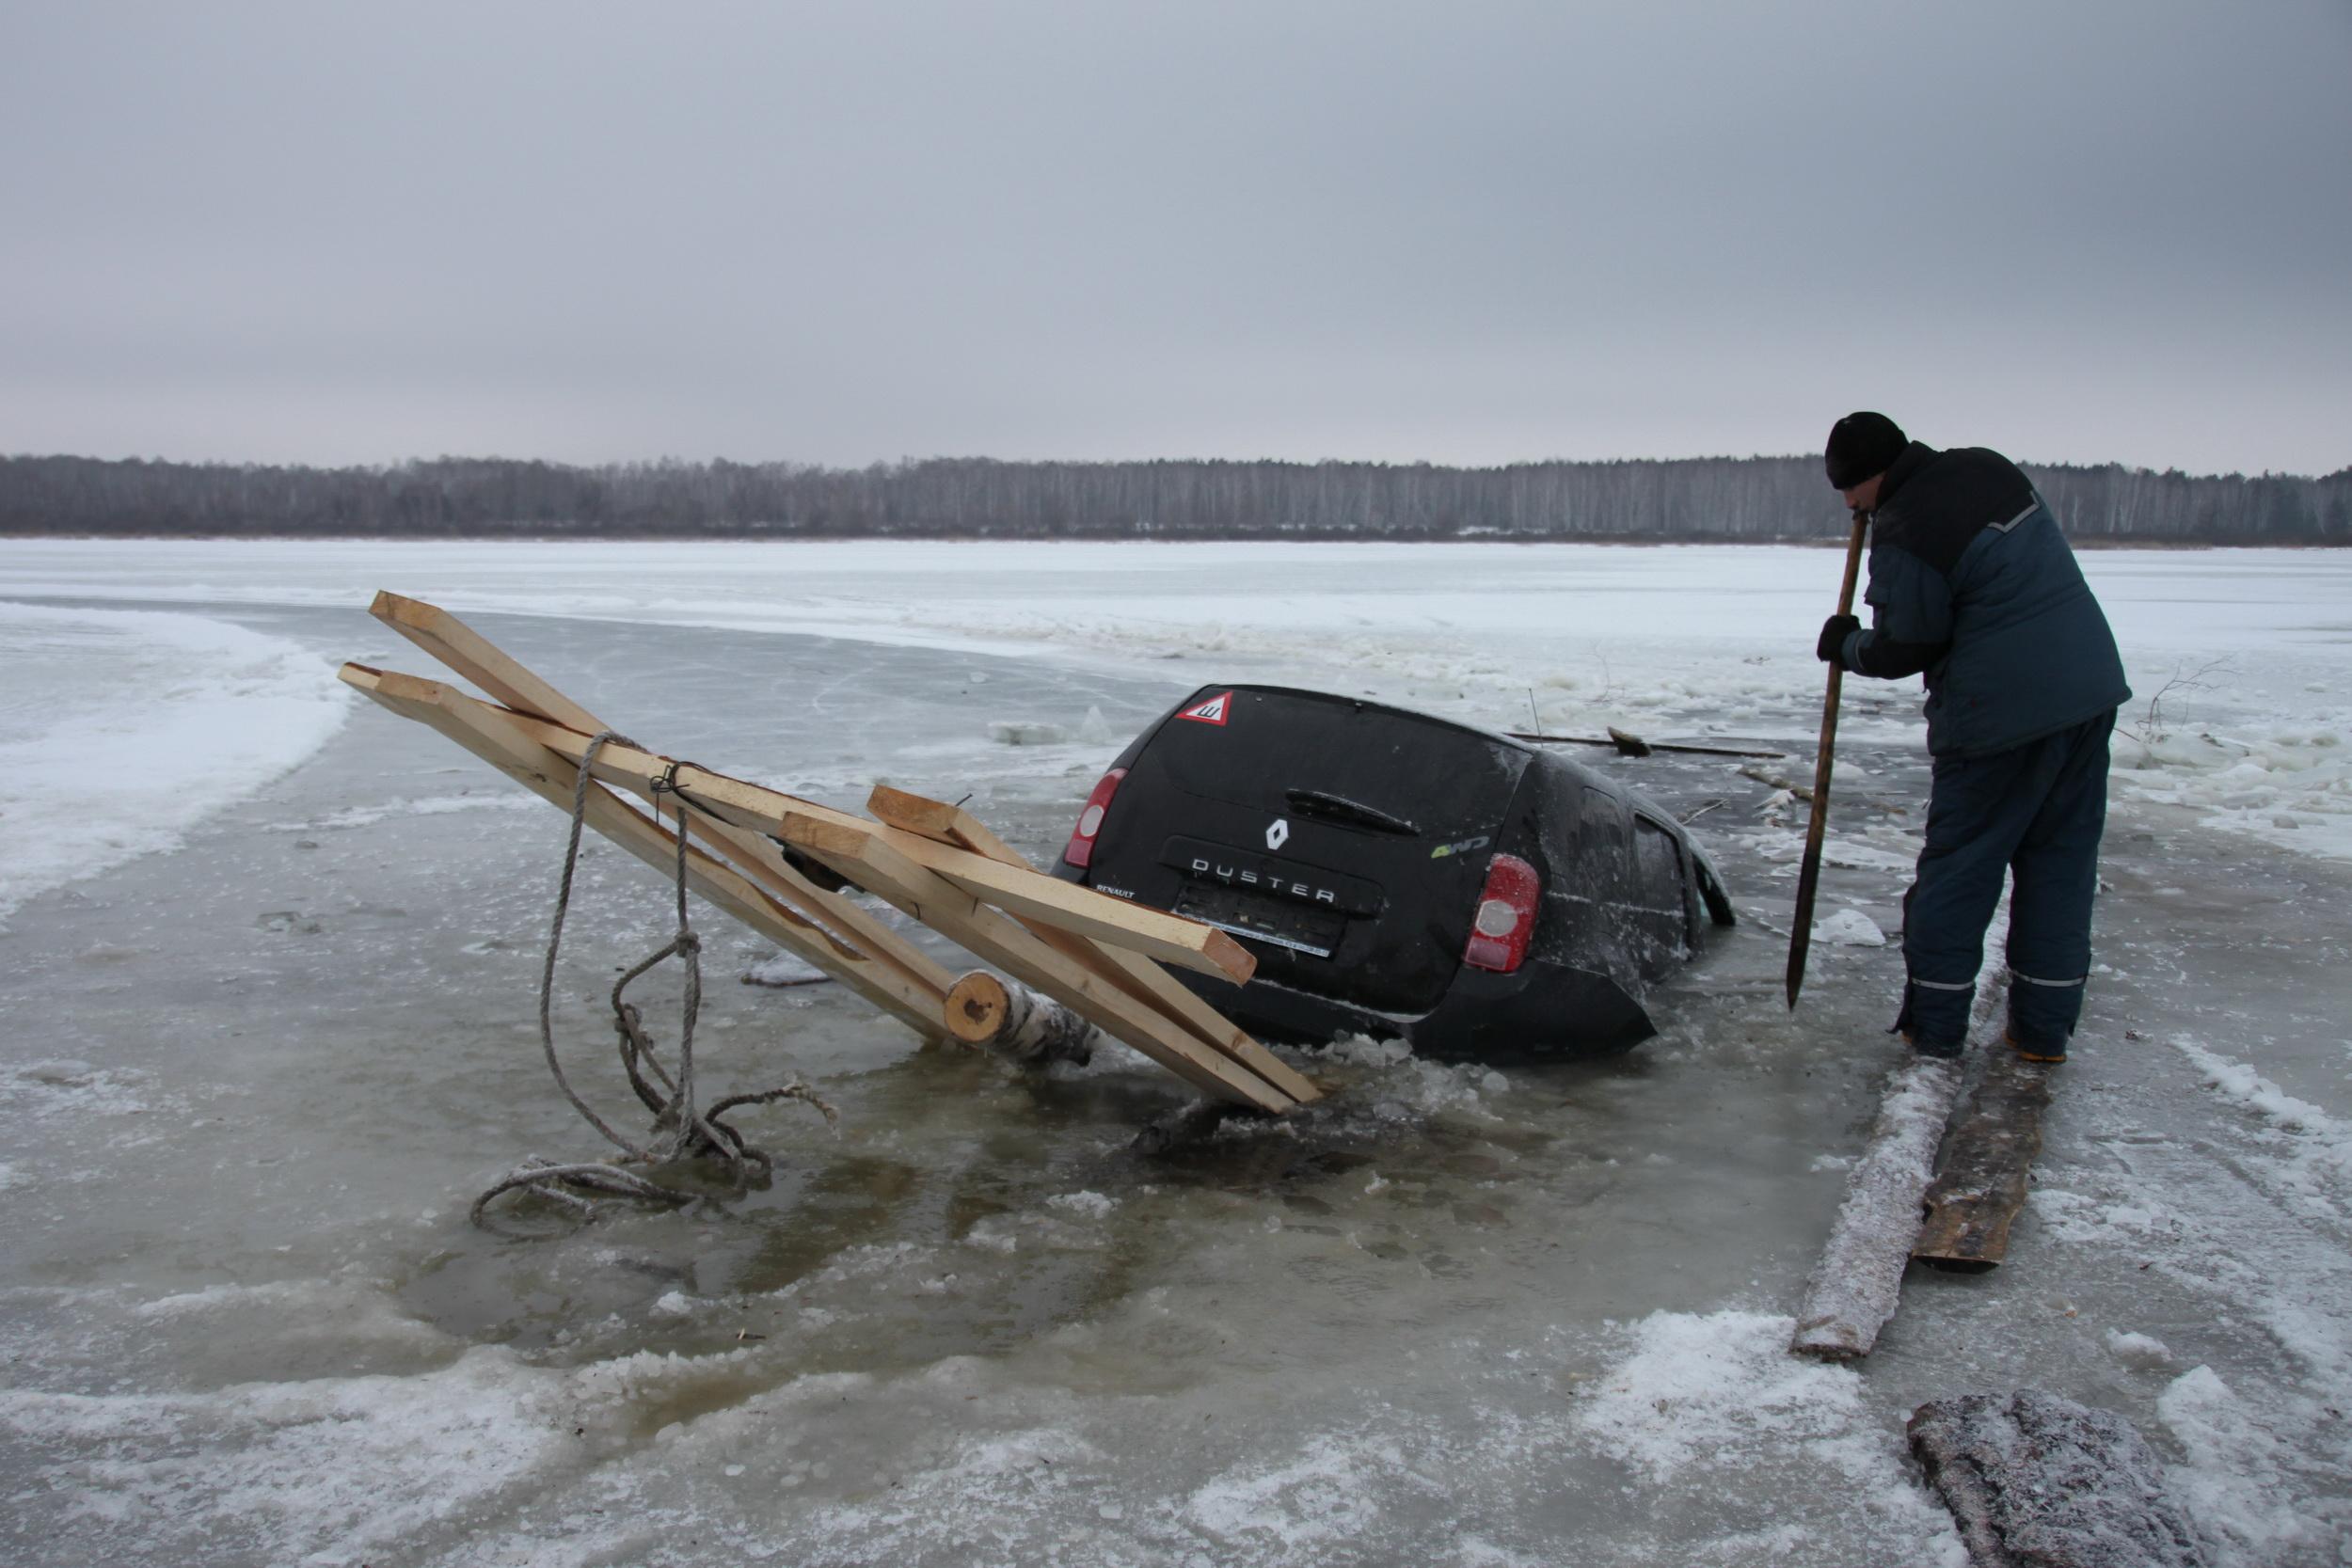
[{"x1": 1895, "y1": 708, "x2": 2117, "y2": 1051}]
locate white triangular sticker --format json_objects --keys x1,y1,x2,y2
[{"x1": 1177, "y1": 691, "x2": 1233, "y2": 726}]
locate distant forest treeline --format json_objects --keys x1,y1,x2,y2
[{"x1": 3, "y1": 452, "x2": 2346, "y2": 543}]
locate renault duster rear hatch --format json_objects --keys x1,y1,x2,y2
[{"x1": 1071, "y1": 686, "x2": 1534, "y2": 1015}]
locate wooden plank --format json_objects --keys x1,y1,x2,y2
[
  {"x1": 781, "y1": 811, "x2": 1255, "y2": 984},
  {"x1": 370, "y1": 591, "x2": 607, "y2": 734},
  {"x1": 340, "y1": 665, "x2": 950, "y2": 1039},
  {"x1": 1788, "y1": 1054, "x2": 1965, "y2": 1360},
  {"x1": 348, "y1": 658, "x2": 955, "y2": 1006},
  {"x1": 467, "y1": 704, "x2": 1252, "y2": 984},
  {"x1": 1914, "y1": 1051, "x2": 2055, "y2": 1271},
  {"x1": 661, "y1": 811, "x2": 961, "y2": 1004},
  {"x1": 365, "y1": 594, "x2": 953, "y2": 1001},
  {"x1": 781, "y1": 824, "x2": 1295, "y2": 1112},
  {"x1": 866, "y1": 785, "x2": 1321, "y2": 1105},
  {"x1": 864, "y1": 784, "x2": 1034, "y2": 858}
]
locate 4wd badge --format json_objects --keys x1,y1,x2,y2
[
  {"x1": 1265, "y1": 817, "x2": 1291, "y2": 850},
  {"x1": 1177, "y1": 691, "x2": 1233, "y2": 726}
]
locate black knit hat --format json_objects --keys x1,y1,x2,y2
[{"x1": 1824, "y1": 412, "x2": 1907, "y2": 490}]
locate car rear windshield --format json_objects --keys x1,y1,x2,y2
[{"x1": 1152, "y1": 687, "x2": 1529, "y2": 838}]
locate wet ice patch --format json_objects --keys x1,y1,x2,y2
[
  {"x1": 1573, "y1": 1309, "x2": 1966, "y2": 1559},
  {"x1": 964, "y1": 1205, "x2": 1112, "y2": 1253},
  {"x1": 1047, "y1": 1190, "x2": 1117, "y2": 1219},
  {"x1": 1187, "y1": 1433, "x2": 1392, "y2": 1553},
  {"x1": 2157, "y1": 1364, "x2": 2338, "y2": 1564},
  {"x1": 120, "y1": 1277, "x2": 453, "y2": 1370},
  {"x1": 0, "y1": 1344, "x2": 568, "y2": 1565},
  {"x1": 2172, "y1": 1036, "x2": 2352, "y2": 1225},
  {"x1": 2, "y1": 1059, "x2": 160, "y2": 1121},
  {"x1": 270, "y1": 792, "x2": 541, "y2": 833},
  {"x1": 2028, "y1": 1187, "x2": 2187, "y2": 1248},
  {"x1": 1580, "y1": 1310, "x2": 1872, "y2": 1477},
  {"x1": 0, "y1": 603, "x2": 351, "y2": 925}
]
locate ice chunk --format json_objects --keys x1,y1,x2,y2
[
  {"x1": 742, "y1": 949, "x2": 831, "y2": 987},
  {"x1": 2106, "y1": 1329, "x2": 2174, "y2": 1370},
  {"x1": 1812, "y1": 908, "x2": 1886, "y2": 947},
  {"x1": 988, "y1": 721, "x2": 1066, "y2": 746}
]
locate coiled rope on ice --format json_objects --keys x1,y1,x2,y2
[{"x1": 471, "y1": 731, "x2": 835, "y2": 1235}]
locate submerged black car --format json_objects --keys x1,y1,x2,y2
[{"x1": 1052, "y1": 685, "x2": 1734, "y2": 1058}]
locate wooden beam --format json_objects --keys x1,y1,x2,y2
[
  {"x1": 370, "y1": 591, "x2": 606, "y2": 734},
  {"x1": 659, "y1": 809, "x2": 961, "y2": 1003},
  {"x1": 781, "y1": 811, "x2": 1253, "y2": 984},
  {"x1": 340, "y1": 665, "x2": 949, "y2": 1039},
  {"x1": 464, "y1": 705, "x2": 1252, "y2": 985},
  {"x1": 361, "y1": 595, "x2": 959, "y2": 1006},
  {"x1": 866, "y1": 785, "x2": 1320, "y2": 1105},
  {"x1": 347, "y1": 658, "x2": 953, "y2": 1005},
  {"x1": 781, "y1": 823, "x2": 1295, "y2": 1111},
  {"x1": 1914, "y1": 1052, "x2": 2054, "y2": 1271}
]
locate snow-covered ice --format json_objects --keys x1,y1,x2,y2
[
  {"x1": 0, "y1": 601, "x2": 350, "y2": 925},
  {"x1": 2, "y1": 539, "x2": 2347, "y2": 1566}
]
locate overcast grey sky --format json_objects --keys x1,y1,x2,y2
[{"x1": 3, "y1": 1, "x2": 2346, "y2": 474}]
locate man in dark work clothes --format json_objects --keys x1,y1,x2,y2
[{"x1": 1817, "y1": 412, "x2": 2131, "y2": 1064}]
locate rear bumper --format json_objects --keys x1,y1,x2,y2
[{"x1": 1173, "y1": 956, "x2": 1655, "y2": 1063}]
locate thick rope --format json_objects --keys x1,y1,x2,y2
[
  {"x1": 532, "y1": 732, "x2": 651, "y2": 1159},
  {"x1": 473, "y1": 733, "x2": 836, "y2": 1235}
]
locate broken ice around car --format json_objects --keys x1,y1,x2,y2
[{"x1": 1053, "y1": 684, "x2": 1736, "y2": 1059}]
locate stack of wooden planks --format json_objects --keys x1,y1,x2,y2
[{"x1": 340, "y1": 593, "x2": 1318, "y2": 1116}]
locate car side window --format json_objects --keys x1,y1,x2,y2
[
  {"x1": 1631, "y1": 815, "x2": 1685, "y2": 912},
  {"x1": 1579, "y1": 786, "x2": 1631, "y2": 904}
]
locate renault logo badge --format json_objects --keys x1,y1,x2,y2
[{"x1": 1265, "y1": 817, "x2": 1291, "y2": 850}]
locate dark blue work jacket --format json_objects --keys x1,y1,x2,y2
[{"x1": 1840, "y1": 443, "x2": 2131, "y2": 757}]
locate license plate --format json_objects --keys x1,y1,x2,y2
[{"x1": 1174, "y1": 882, "x2": 1344, "y2": 958}]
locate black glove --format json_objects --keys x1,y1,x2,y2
[{"x1": 1817, "y1": 613, "x2": 1860, "y2": 665}]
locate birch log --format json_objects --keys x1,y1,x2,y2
[
  {"x1": 1788, "y1": 1054, "x2": 1964, "y2": 1359},
  {"x1": 945, "y1": 971, "x2": 1103, "y2": 1066}
]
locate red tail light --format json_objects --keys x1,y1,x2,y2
[
  {"x1": 1060, "y1": 768, "x2": 1128, "y2": 870},
  {"x1": 1463, "y1": 853, "x2": 1539, "y2": 974}
]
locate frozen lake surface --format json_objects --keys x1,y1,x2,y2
[{"x1": 3, "y1": 540, "x2": 2348, "y2": 1566}]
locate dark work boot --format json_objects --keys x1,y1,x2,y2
[
  {"x1": 1904, "y1": 1032, "x2": 1964, "y2": 1061},
  {"x1": 2006, "y1": 1029, "x2": 2066, "y2": 1066}
]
